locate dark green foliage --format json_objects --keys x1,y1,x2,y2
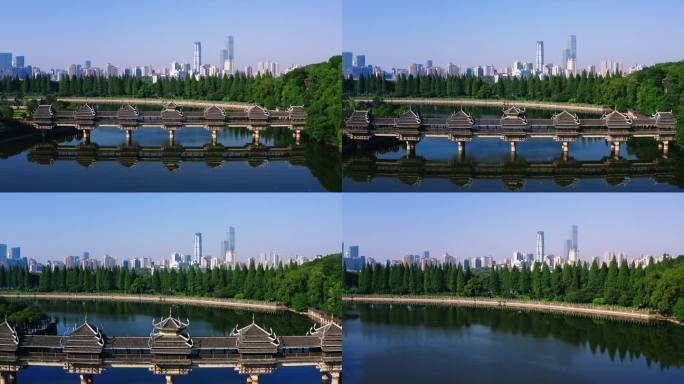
[
  {"x1": 3, "y1": 254, "x2": 342, "y2": 316},
  {"x1": 345, "y1": 255, "x2": 684, "y2": 316},
  {"x1": 0, "y1": 298, "x2": 48, "y2": 328}
]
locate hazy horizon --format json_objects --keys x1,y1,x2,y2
[
  {"x1": 0, "y1": 193, "x2": 341, "y2": 263},
  {"x1": 343, "y1": 194, "x2": 684, "y2": 263},
  {"x1": 2, "y1": 0, "x2": 341, "y2": 70},
  {"x1": 343, "y1": 0, "x2": 684, "y2": 70}
]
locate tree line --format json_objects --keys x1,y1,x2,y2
[
  {"x1": 0, "y1": 254, "x2": 342, "y2": 316},
  {"x1": 345, "y1": 255, "x2": 684, "y2": 321},
  {"x1": 344, "y1": 60, "x2": 684, "y2": 144},
  {"x1": 0, "y1": 56, "x2": 342, "y2": 144}
]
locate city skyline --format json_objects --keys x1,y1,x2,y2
[
  {"x1": 342, "y1": 194, "x2": 684, "y2": 262},
  {"x1": 2, "y1": 0, "x2": 341, "y2": 70},
  {"x1": 342, "y1": 0, "x2": 684, "y2": 70},
  {"x1": 0, "y1": 193, "x2": 341, "y2": 263}
]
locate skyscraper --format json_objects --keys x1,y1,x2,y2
[
  {"x1": 0, "y1": 244, "x2": 6, "y2": 260},
  {"x1": 193, "y1": 41, "x2": 202, "y2": 73},
  {"x1": 193, "y1": 232, "x2": 203, "y2": 264},
  {"x1": 222, "y1": 226, "x2": 236, "y2": 263},
  {"x1": 535, "y1": 231, "x2": 545, "y2": 263},
  {"x1": 563, "y1": 35, "x2": 577, "y2": 68},
  {"x1": 0, "y1": 53, "x2": 11, "y2": 71},
  {"x1": 10, "y1": 247, "x2": 20, "y2": 260},
  {"x1": 564, "y1": 225, "x2": 579, "y2": 260},
  {"x1": 13, "y1": 56, "x2": 24, "y2": 68},
  {"x1": 535, "y1": 41, "x2": 544, "y2": 71},
  {"x1": 220, "y1": 36, "x2": 235, "y2": 74},
  {"x1": 349, "y1": 245, "x2": 359, "y2": 258},
  {"x1": 342, "y1": 52, "x2": 353, "y2": 78}
]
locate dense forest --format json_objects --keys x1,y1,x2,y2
[
  {"x1": 344, "y1": 61, "x2": 684, "y2": 144},
  {"x1": 0, "y1": 254, "x2": 343, "y2": 316},
  {"x1": 0, "y1": 56, "x2": 342, "y2": 144},
  {"x1": 0, "y1": 298, "x2": 48, "y2": 328},
  {"x1": 345, "y1": 255, "x2": 684, "y2": 321}
]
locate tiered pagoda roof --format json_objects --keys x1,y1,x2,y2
[
  {"x1": 602, "y1": 110, "x2": 632, "y2": 129},
  {"x1": 231, "y1": 318, "x2": 279, "y2": 355},
  {"x1": 161, "y1": 103, "x2": 184, "y2": 123},
  {"x1": 653, "y1": 111, "x2": 676, "y2": 129},
  {"x1": 287, "y1": 106, "x2": 307, "y2": 124},
  {"x1": 345, "y1": 110, "x2": 370, "y2": 128},
  {"x1": 148, "y1": 310, "x2": 193, "y2": 355},
  {"x1": 503, "y1": 106, "x2": 526, "y2": 117},
  {"x1": 396, "y1": 110, "x2": 421, "y2": 129},
  {"x1": 203, "y1": 105, "x2": 226, "y2": 121},
  {"x1": 61, "y1": 321, "x2": 105, "y2": 355},
  {"x1": 447, "y1": 109, "x2": 474, "y2": 129},
  {"x1": 501, "y1": 106, "x2": 528, "y2": 128},
  {"x1": 552, "y1": 110, "x2": 580, "y2": 128},
  {"x1": 117, "y1": 105, "x2": 139, "y2": 122},
  {"x1": 0, "y1": 320, "x2": 19, "y2": 353},
  {"x1": 247, "y1": 105, "x2": 270, "y2": 121},
  {"x1": 308, "y1": 322, "x2": 342, "y2": 353},
  {"x1": 74, "y1": 104, "x2": 96, "y2": 120},
  {"x1": 33, "y1": 105, "x2": 55, "y2": 120}
]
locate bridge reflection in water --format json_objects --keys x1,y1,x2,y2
[
  {"x1": 343, "y1": 155, "x2": 676, "y2": 190},
  {"x1": 0, "y1": 313, "x2": 341, "y2": 384},
  {"x1": 27, "y1": 142, "x2": 306, "y2": 171}
]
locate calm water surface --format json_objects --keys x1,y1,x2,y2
[
  {"x1": 344, "y1": 303, "x2": 684, "y2": 384},
  {"x1": 12, "y1": 299, "x2": 322, "y2": 384},
  {"x1": 0, "y1": 124, "x2": 340, "y2": 192}
]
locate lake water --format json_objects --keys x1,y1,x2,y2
[
  {"x1": 343, "y1": 303, "x2": 684, "y2": 384},
  {"x1": 0, "y1": 124, "x2": 340, "y2": 192},
  {"x1": 10, "y1": 299, "x2": 323, "y2": 384}
]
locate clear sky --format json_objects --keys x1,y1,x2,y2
[
  {"x1": 343, "y1": 0, "x2": 684, "y2": 70},
  {"x1": 2, "y1": 0, "x2": 341, "y2": 70},
  {"x1": 0, "y1": 193, "x2": 341, "y2": 263},
  {"x1": 343, "y1": 193, "x2": 684, "y2": 262}
]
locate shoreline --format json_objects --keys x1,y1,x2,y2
[
  {"x1": 0, "y1": 292, "x2": 340, "y2": 325},
  {"x1": 353, "y1": 97, "x2": 610, "y2": 114},
  {"x1": 343, "y1": 294, "x2": 676, "y2": 323},
  {"x1": 56, "y1": 97, "x2": 255, "y2": 110}
]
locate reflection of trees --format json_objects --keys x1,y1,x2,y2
[
  {"x1": 351, "y1": 304, "x2": 684, "y2": 369},
  {"x1": 33, "y1": 300, "x2": 312, "y2": 336}
]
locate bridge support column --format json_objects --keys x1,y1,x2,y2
[
  {"x1": 405, "y1": 141, "x2": 416, "y2": 156},
  {"x1": 321, "y1": 373, "x2": 331, "y2": 384},
  {"x1": 82, "y1": 130, "x2": 91, "y2": 144},
  {"x1": 611, "y1": 142, "x2": 620, "y2": 158},
  {"x1": 330, "y1": 371, "x2": 341, "y2": 384},
  {"x1": 662, "y1": 141, "x2": 669, "y2": 157},
  {"x1": 79, "y1": 374, "x2": 93, "y2": 384},
  {"x1": 0, "y1": 372, "x2": 17, "y2": 384},
  {"x1": 211, "y1": 130, "x2": 218, "y2": 145},
  {"x1": 252, "y1": 130, "x2": 261, "y2": 146},
  {"x1": 561, "y1": 142, "x2": 569, "y2": 160},
  {"x1": 168, "y1": 130, "x2": 175, "y2": 146},
  {"x1": 125, "y1": 129, "x2": 132, "y2": 145},
  {"x1": 457, "y1": 141, "x2": 465, "y2": 161},
  {"x1": 510, "y1": 141, "x2": 517, "y2": 153},
  {"x1": 247, "y1": 374, "x2": 260, "y2": 384},
  {"x1": 293, "y1": 129, "x2": 302, "y2": 145},
  {"x1": 165, "y1": 375, "x2": 175, "y2": 384}
]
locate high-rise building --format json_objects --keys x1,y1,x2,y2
[
  {"x1": 535, "y1": 231, "x2": 544, "y2": 263},
  {"x1": 222, "y1": 226, "x2": 236, "y2": 261},
  {"x1": 0, "y1": 244, "x2": 6, "y2": 260},
  {"x1": 10, "y1": 247, "x2": 20, "y2": 260},
  {"x1": 355, "y1": 55, "x2": 365, "y2": 68},
  {"x1": 193, "y1": 41, "x2": 202, "y2": 73},
  {"x1": 193, "y1": 232, "x2": 203, "y2": 264},
  {"x1": 349, "y1": 246, "x2": 359, "y2": 259},
  {"x1": 563, "y1": 35, "x2": 577, "y2": 69},
  {"x1": 342, "y1": 52, "x2": 353, "y2": 78},
  {"x1": 220, "y1": 35, "x2": 235, "y2": 74},
  {"x1": 13, "y1": 56, "x2": 24, "y2": 68},
  {"x1": 0, "y1": 53, "x2": 12, "y2": 70},
  {"x1": 84, "y1": 60, "x2": 91, "y2": 69},
  {"x1": 535, "y1": 41, "x2": 544, "y2": 71}
]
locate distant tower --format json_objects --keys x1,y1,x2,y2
[
  {"x1": 535, "y1": 41, "x2": 544, "y2": 71},
  {"x1": 193, "y1": 232, "x2": 202, "y2": 264},
  {"x1": 193, "y1": 41, "x2": 202, "y2": 73},
  {"x1": 535, "y1": 231, "x2": 545, "y2": 264},
  {"x1": 221, "y1": 35, "x2": 235, "y2": 74}
]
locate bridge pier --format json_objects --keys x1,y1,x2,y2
[
  {"x1": 405, "y1": 141, "x2": 416, "y2": 156},
  {"x1": 293, "y1": 129, "x2": 302, "y2": 145},
  {"x1": 165, "y1": 375, "x2": 174, "y2": 384},
  {"x1": 79, "y1": 374, "x2": 94, "y2": 384},
  {"x1": 252, "y1": 129, "x2": 261, "y2": 146},
  {"x1": 457, "y1": 141, "x2": 465, "y2": 161},
  {"x1": 662, "y1": 141, "x2": 669, "y2": 157},
  {"x1": 0, "y1": 372, "x2": 17, "y2": 384},
  {"x1": 211, "y1": 130, "x2": 218, "y2": 146},
  {"x1": 247, "y1": 374, "x2": 260, "y2": 384},
  {"x1": 124, "y1": 130, "x2": 133, "y2": 146},
  {"x1": 168, "y1": 130, "x2": 175, "y2": 146},
  {"x1": 330, "y1": 371, "x2": 341, "y2": 384},
  {"x1": 322, "y1": 373, "x2": 330, "y2": 383},
  {"x1": 82, "y1": 130, "x2": 91, "y2": 144},
  {"x1": 510, "y1": 141, "x2": 517, "y2": 153},
  {"x1": 611, "y1": 142, "x2": 621, "y2": 159}
]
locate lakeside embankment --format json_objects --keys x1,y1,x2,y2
[
  {"x1": 353, "y1": 97, "x2": 610, "y2": 114},
  {"x1": 0, "y1": 292, "x2": 341, "y2": 324},
  {"x1": 56, "y1": 97, "x2": 254, "y2": 110},
  {"x1": 343, "y1": 294, "x2": 678, "y2": 323}
]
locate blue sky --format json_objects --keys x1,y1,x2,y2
[
  {"x1": 0, "y1": 193, "x2": 341, "y2": 263},
  {"x1": 343, "y1": 194, "x2": 684, "y2": 262},
  {"x1": 2, "y1": 0, "x2": 341, "y2": 70},
  {"x1": 343, "y1": 0, "x2": 684, "y2": 70}
]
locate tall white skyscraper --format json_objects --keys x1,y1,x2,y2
[
  {"x1": 193, "y1": 41, "x2": 202, "y2": 73},
  {"x1": 535, "y1": 231, "x2": 545, "y2": 263},
  {"x1": 222, "y1": 226, "x2": 236, "y2": 262},
  {"x1": 193, "y1": 232, "x2": 203, "y2": 265},
  {"x1": 220, "y1": 35, "x2": 235, "y2": 74},
  {"x1": 535, "y1": 41, "x2": 544, "y2": 71}
]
